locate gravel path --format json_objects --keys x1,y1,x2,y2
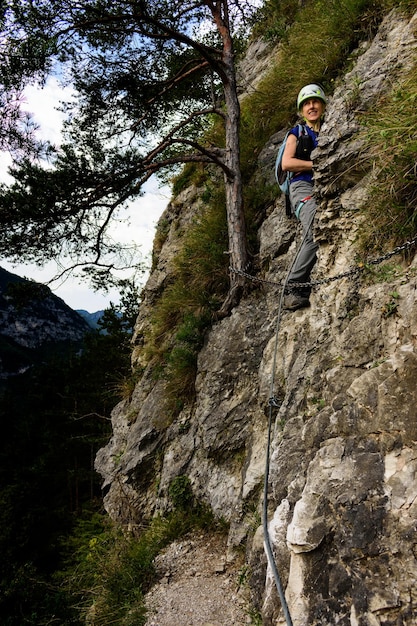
[{"x1": 144, "y1": 531, "x2": 252, "y2": 626}]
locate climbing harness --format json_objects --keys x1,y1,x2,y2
[
  {"x1": 252, "y1": 223, "x2": 417, "y2": 626},
  {"x1": 294, "y1": 195, "x2": 312, "y2": 219}
]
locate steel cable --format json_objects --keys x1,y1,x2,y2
[{"x1": 262, "y1": 209, "x2": 315, "y2": 626}]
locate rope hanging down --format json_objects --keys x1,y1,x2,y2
[
  {"x1": 261, "y1": 211, "x2": 316, "y2": 626},
  {"x1": 230, "y1": 235, "x2": 417, "y2": 290}
]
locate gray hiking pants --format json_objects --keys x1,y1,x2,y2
[{"x1": 288, "y1": 180, "x2": 319, "y2": 287}]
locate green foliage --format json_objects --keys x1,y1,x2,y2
[
  {"x1": 247, "y1": 606, "x2": 264, "y2": 626},
  {"x1": 58, "y1": 499, "x2": 219, "y2": 625},
  {"x1": 252, "y1": 0, "x2": 299, "y2": 42},
  {"x1": 362, "y1": 262, "x2": 404, "y2": 285},
  {"x1": 152, "y1": 217, "x2": 171, "y2": 268},
  {"x1": 0, "y1": 0, "x2": 257, "y2": 286},
  {"x1": 171, "y1": 162, "x2": 208, "y2": 196},
  {"x1": 168, "y1": 475, "x2": 194, "y2": 510},
  {"x1": 144, "y1": 194, "x2": 229, "y2": 412},
  {"x1": 0, "y1": 356, "x2": 108, "y2": 624},
  {"x1": 100, "y1": 280, "x2": 142, "y2": 335},
  {"x1": 165, "y1": 312, "x2": 211, "y2": 401},
  {"x1": 382, "y1": 291, "x2": 400, "y2": 318},
  {"x1": 173, "y1": 197, "x2": 229, "y2": 294},
  {"x1": 170, "y1": 0, "x2": 414, "y2": 196},
  {"x1": 57, "y1": 512, "x2": 151, "y2": 625},
  {"x1": 1, "y1": 2, "x2": 415, "y2": 620},
  {"x1": 358, "y1": 61, "x2": 417, "y2": 254}
]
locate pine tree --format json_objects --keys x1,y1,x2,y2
[{"x1": 0, "y1": 1, "x2": 260, "y2": 312}]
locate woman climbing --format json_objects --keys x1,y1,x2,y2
[{"x1": 281, "y1": 83, "x2": 326, "y2": 311}]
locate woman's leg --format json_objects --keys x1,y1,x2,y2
[
  {"x1": 288, "y1": 181, "x2": 318, "y2": 286},
  {"x1": 284, "y1": 181, "x2": 319, "y2": 310}
]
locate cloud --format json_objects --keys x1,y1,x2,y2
[
  {"x1": 24, "y1": 78, "x2": 74, "y2": 145},
  {"x1": 0, "y1": 78, "x2": 169, "y2": 312}
]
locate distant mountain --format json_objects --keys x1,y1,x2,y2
[
  {"x1": 0, "y1": 267, "x2": 91, "y2": 379},
  {"x1": 76, "y1": 309, "x2": 105, "y2": 329}
]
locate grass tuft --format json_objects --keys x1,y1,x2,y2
[
  {"x1": 58, "y1": 500, "x2": 221, "y2": 625},
  {"x1": 144, "y1": 191, "x2": 229, "y2": 414},
  {"x1": 358, "y1": 61, "x2": 417, "y2": 254}
]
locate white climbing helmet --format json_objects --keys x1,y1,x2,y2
[{"x1": 297, "y1": 84, "x2": 326, "y2": 110}]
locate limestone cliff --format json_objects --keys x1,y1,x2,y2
[{"x1": 96, "y1": 9, "x2": 417, "y2": 625}]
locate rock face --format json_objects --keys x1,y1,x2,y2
[
  {"x1": 0, "y1": 267, "x2": 90, "y2": 377},
  {"x1": 95, "y1": 9, "x2": 417, "y2": 626}
]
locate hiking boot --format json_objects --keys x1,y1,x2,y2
[{"x1": 283, "y1": 292, "x2": 310, "y2": 311}]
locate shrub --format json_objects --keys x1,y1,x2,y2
[{"x1": 168, "y1": 475, "x2": 194, "y2": 510}]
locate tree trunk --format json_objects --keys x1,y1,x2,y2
[{"x1": 214, "y1": 1, "x2": 248, "y2": 317}]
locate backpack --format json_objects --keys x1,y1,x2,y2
[{"x1": 275, "y1": 124, "x2": 314, "y2": 217}]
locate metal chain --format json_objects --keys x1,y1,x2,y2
[{"x1": 230, "y1": 236, "x2": 417, "y2": 289}]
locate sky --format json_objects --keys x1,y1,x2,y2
[{"x1": 0, "y1": 78, "x2": 170, "y2": 312}]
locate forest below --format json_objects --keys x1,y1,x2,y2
[{"x1": 0, "y1": 295, "x2": 137, "y2": 624}]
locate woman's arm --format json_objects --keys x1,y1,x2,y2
[{"x1": 281, "y1": 133, "x2": 313, "y2": 173}]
